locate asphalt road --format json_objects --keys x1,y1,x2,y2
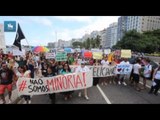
[{"x1": 19, "y1": 78, "x2": 160, "y2": 104}]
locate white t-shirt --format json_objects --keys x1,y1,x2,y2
[
  {"x1": 101, "y1": 60, "x2": 109, "y2": 66},
  {"x1": 133, "y1": 63, "x2": 141, "y2": 75},
  {"x1": 16, "y1": 70, "x2": 31, "y2": 78},
  {"x1": 120, "y1": 61, "x2": 130, "y2": 65},
  {"x1": 155, "y1": 70, "x2": 160, "y2": 80},
  {"x1": 35, "y1": 56, "x2": 40, "y2": 62},
  {"x1": 144, "y1": 64, "x2": 152, "y2": 78},
  {"x1": 75, "y1": 66, "x2": 90, "y2": 73}
]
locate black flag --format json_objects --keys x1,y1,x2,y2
[{"x1": 13, "y1": 23, "x2": 25, "y2": 51}]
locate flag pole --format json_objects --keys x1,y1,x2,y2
[{"x1": 25, "y1": 38, "x2": 32, "y2": 52}]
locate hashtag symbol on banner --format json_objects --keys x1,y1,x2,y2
[{"x1": 19, "y1": 81, "x2": 27, "y2": 92}]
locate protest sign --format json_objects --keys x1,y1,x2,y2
[
  {"x1": 92, "y1": 52, "x2": 103, "y2": 59},
  {"x1": 56, "y1": 52, "x2": 67, "y2": 61},
  {"x1": 45, "y1": 53, "x2": 56, "y2": 59},
  {"x1": 115, "y1": 64, "x2": 133, "y2": 74},
  {"x1": 91, "y1": 49, "x2": 102, "y2": 52},
  {"x1": 12, "y1": 49, "x2": 25, "y2": 56},
  {"x1": 17, "y1": 71, "x2": 93, "y2": 96},
  {"x1": 104, "y1": 49, "x2": 111, "y2": 54},
  {"x1": 121, "y1": 49, "x2": 131, "y2": 58},
  {"x1": 114, "y1": 50, "x2": 121, "y2": 56},
  {"x1": 83, "y1": 51, "x2": 92, "y2": 58},
  {"x1": 70, "y1": 65, "x2": 116, "y2": 77}
]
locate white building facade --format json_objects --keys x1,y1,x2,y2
[{"x1": 0, "y1": 24, "x2": 6, "y2": 51}]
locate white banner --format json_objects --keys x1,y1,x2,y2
[
  {"x1": 45, "y1": 53, "x2": 56, "y2": 59},
  {"x1": 12, "y1": 49, "x2": 25, "y2": 56},
  {"x1": 17, "y1": 71, "x2": 93, "y2": 96},
  {"x1": 91, "y1": 49, "x2": 102, "y2": 52},
  {"x1": 115, "y1": 64, "x2": 133, "y2": 74},
  {"x1": 70, "y1": 65, "x2": 116, "y2": 77}
]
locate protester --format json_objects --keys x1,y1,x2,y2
[
  {"x1": 0, "y1": 62, "x2": 14, "y2": 104},
  {"x1": 132, "y1": 59, "x2": 142, "y2": 91},
  {"x1": 142, "y1": 58, "x2": 152, "y2": 89},
  {"x1": 93, "y1": 59, "x2": 100, "y2": 86},
  {"x1": 60, "y1": 63, "x2": 74, "y2": 100},
  {"x1": 46, "y1": 66, "x2": 56, "y2": 104},
  {"x1": 99, "y1": 56, "x2": 109, "y2": 85},
  {"x1": 16, "y1": 66, "x2": 31, "y2": 104},
  {"x1": 27, "y1": 58, "x2": 35, "y2": 78},
  {"x1": 149, "y1": 63, "x2": 160, "y2": 96},
  {"x1": 118, "y1": 58, "x2": 129, "y2": 86},
  {"x1": 75, "y1": 61, "x2": 90, "y2": 100}
]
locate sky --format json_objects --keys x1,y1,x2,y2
[{"x1": 0, "y1": 16, "x2": 119, "y2": 46}]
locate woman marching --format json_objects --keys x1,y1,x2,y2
[
  {"x1": 46, "y1": 66, "x2": 56, "y2": 104},
  {"x1": 93, "y1": 59, "x2": 100, "y2": 86},
  {"x1": 16, "y1": 66, "x2": 31, "y2": 104},
  {"x1": 59, "y1": 63, "x2": 74, "y2": 100}
]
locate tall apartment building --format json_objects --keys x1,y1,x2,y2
[
  {"x1": 117, "y1": 16, "x2": 160, "y2": 41},
  {"x1": 100, "y1": 29, "x2": 107, "y2": 48},
  {"x1": 48, "y1": 42, "x2": 55, "y2": 48},
  {"x1": 117, "y1": 16, "x2": 128, "y2": 41},
  {"x1": 127, "y1": 16, "x2": 160, "y2": 32},
  {"x1": 105, "y1": 22, "x2": 118, "y2": 48}
]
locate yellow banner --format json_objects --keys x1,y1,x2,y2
[
  {"x1": 93, "y1": 52, "x2": 103, "y2": 59},
  {"x1": 121, "y1": 50, "x2": 131, "y2": 58}
]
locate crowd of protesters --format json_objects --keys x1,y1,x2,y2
[{"x1": 0, "y1": 48, "x2": 160, "y2": 104}]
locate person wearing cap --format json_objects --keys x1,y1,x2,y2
[{"x1": 75, "y1": 61, "x2": 90, "y2": 100}]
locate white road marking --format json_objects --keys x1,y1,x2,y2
[
  {"x1": 96, "y1": 85, "x2": 111, "y2": 104},
  {"x1": 139, "y1": 82, "x2": 160, "y2": 93}
]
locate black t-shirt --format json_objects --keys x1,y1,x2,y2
[
  {"x1": 51, "y1": 65, "x2": 58, "y2": 76},
  {"x1": 46, "y1": 73, "x2": 54, "y2": 77},
  {"x1": 0, "y1": 68, "x2": 14, "y2": 85}
]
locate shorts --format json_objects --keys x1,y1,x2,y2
[
  {"x1": 133, "y1": 74, "x2": 140, "y2": 83},
  {"x1": 0, "y1": 84, "x2": 12, "y2": 94}
]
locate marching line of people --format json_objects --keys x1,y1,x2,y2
[{"x1": 0, "y1": 49, "x2": 160, "y2": 104}]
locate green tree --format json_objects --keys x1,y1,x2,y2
[
  {"x1": 86, "y1": 38, "x2": 91, "y2": 49},
  {"x1": 72, "y1": 41, "x2": 82, "y2": 48},
  {"x1": 113, "y1": 29, "x2": 160, "y2": 53},
  {"x1": 95, "y1": 35, "x2": 101, "y2": 48},
  {"x1": 90, "y1": 38, "x2": 96, "y2": 48}
]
